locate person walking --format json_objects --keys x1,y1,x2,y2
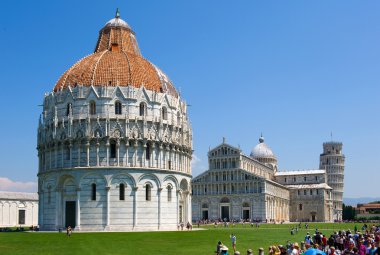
[
  {"x1": 66, "y1": 226, "x2": 72, "y2": 237},
  {"x1": 231, "y1": 233, "x2": 237, "y2": 252}
]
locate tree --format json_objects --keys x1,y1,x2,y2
[{"x1": 342, "y1": 203, "x2": 356, "y2": 220}]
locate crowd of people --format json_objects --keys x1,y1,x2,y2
[{"x1": 214, "y1": 224, "x2": 380, "y2": 255}]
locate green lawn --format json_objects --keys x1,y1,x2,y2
[{"x1": 0, "y1": 223, "x2": 360, "y2": 255}]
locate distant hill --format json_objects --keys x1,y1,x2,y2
[{"x1": 343, "y1": 197, "x2": 380, "y2": 206}]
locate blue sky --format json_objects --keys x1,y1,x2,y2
[{"x1": 0, "y1": 1, "x2": 379, "y2": 197}]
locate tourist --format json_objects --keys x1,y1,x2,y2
[
  {"x1": 369, "y1": 241, "x2": 377, "y2": 255},
  {"x1": 247, "y1": 249, "x2": 253, "y2": 255},
  {"x1": 358, "y1": 239, "x2": 367, "y2": 255},
  {"x1": 231, "y1": 233, "x2": 237, "y2": 252},
  {"x1": 220, "y1": 245, "x2": 229, "y2": 255},
  {"x1": 292, "y1": 243, "x2": 300, "y2": 255},
  {"x1": 66, "y1": 226, "x2": 72, "y2": 237},
  {"x1": 279, "y1": 245, "x2": 287, "y2": 255},
  {"x1": 216, "y1": 241, "x2": 223, "y2": 254}
]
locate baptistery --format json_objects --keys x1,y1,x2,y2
[{"x1": 37, "y1": 10, "x2": 193, "y2": 231}]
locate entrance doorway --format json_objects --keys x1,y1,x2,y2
[
  {"x1": 221, "y1": 206, "x2": 229, "y2": 221},
  {"x1": 202, "y1": 210, "x2": 209, "y2": 220},
  {"x1": 311, "y1": 212, "x2": 316, "y2": 222},
  {"x1": 243, "y1": 209, "x2": 250, "y2": 220},
  {"x1": 65, "y1": 201, "x2": 76, "y2": 228}
]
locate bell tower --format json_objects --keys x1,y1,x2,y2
[{"x1": 319, "y1": 141, "x2": 345, "y2": 221}]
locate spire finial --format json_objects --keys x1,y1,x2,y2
[
  {"x1": 259, "y1": 133, "x2": 264, "y2": 143},
  {"x1": 115, "y1": 8, "x2": 120, "y2": 18}
]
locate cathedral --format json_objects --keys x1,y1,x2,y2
[
  {"x1": 37, "y1": 11, "x2": 192, "y2": 231},
  {"x1": 191, "y1": 137, "x2": 345, "y2": 222}
]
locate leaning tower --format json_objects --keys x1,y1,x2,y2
[{"x1": 319, "y1": 141, "x2": 345, "y2": 221}]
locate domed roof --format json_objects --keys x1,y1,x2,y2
[
  {"x1": 102, "y1": 9, "x2": 131, "y2": 30},
  {"x1": 53, "y1": 10, "x2": 178, "y2": 98},
  {"x1": 250, "y1": 135, "x2": 276, "y2": 159}
]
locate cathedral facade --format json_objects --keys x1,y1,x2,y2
[
  {"x1": 37, "y1": 11, "x2": 192, "y2": 231},
  {"x1": 192, "y1": 137, "x2": 344, "y2": 222}
]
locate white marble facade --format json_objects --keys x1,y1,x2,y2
[
  {"x1": 37, "y1": 13, "x2": 193, "y2": 231},
  {"x1": 192, "y1": 139, "x2": 290, "y2": 222},
  {"x1": 38, "y1": 85, "x2": 193, "y2": 231},
  {"x1": 192, "y1": 137, "x2": 338, "y2": 223},
  {"x1": 0, "y1": 192, "x2": 38, "y2": 227}
]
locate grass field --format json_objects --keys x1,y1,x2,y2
[{"x1": 0, "y1": 223, "x2": 360, "y2": 255}]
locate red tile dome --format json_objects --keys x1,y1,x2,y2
[{"x1": 54, "y1": 11, "x2": 178, "y2": 98}]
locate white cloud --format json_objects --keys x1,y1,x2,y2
[
  {"x1": 191, "y1": 154, "x2": 206, "y2": 177},
  {"x1": 0, "y1": 177, "x2": 37, "y2": 193}
]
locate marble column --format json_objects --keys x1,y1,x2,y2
[
  {"x1": 55, "y1": 188, "x2": 61, "y2": 230},
  {"x1": 105, "y1": 186, "x2": 110, "y2": 228},
  {"x1": 132, "y1": 187, "x2": 138, "y2": 228},
  {"x1": 76, "y1": 188, "x2": 81, "y2": 230},
  {"x1": 86, "y1": 140, "x2": 90, "y2": 167},
  {"x1": 158, "y1": 188, "x2": 162, "y2": 229},
  {"x1": 116, "y1": 140, "x2": 120, "y2": 166}
]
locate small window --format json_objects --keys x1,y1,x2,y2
[
  {"x1": 304, "y1": 190, "x2": 307, "y2": 195},
  {"x1": 145, "y1": 184, "x2": 151, "y2": 201},
  {"x1": 115, "y1": 101, "x2": 122, "y2": 115},
  {"x1": 293, "y1": 177, "x2": 296, "y2": 182},
  {"x1": 119, "y1": 183, "x2": 125, "y2": 200},
  {"x1": 310, "y1": 190, "x2": 313, "y2": 195},
  {"x1": 146, "y1": 143, "x2": 151, "y2": 160},
  {"x1": 110, "y1": 141, "x2": 116, "y2": 158},
  {"x1": 284, "y1": 177, "x2": 287, "y2": 183},
  {"x1": 66, "y1": 103, "x2": 72, "y2": 116},
  {"x1": 90, "y1": 101, "x2": 96, "y2": 115},
  {"x1": 91, "y1": 183, "x2": 96, "y2": 201},
  {"x1": 65, "y1": 145, "x2": 71, "y2": 160},
  {"x1": 139, "y1": 102, "x2": 146, "y2": 116},
  {"x1": 315, "y1": 176, "x2": 318, "y2": 181},
  {"x1": 316, "y1": 189, "x2": 319, "y2": 195},
  {"x1": 177, "y1": 112, "x2": 181, "y2": 124},
  {"x1": 167, "y1": 186, "x2": 172, "y2": 202},
  {"x1": 162, "y1": 107, "x2": 168, "y2": 120},
  {"x1": 299, "y1": 204, "x2": 303, "y2": 211},
  {"x1": 304, "y1": 176, "x2": 307, "y2": 181},
  {"x1": 297, "y1": 190, "x2": 300, "y2": 196},
  {"x1": 168, "y1": 160, "x2": 172, "y2": 170}
]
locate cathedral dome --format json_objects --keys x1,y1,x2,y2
[
  {"x1": 250, "y1": 135, "x2": 276, "y2": 159},
  {"x1": 53, "y1": 11, "x2": 178, "y2": 98}
]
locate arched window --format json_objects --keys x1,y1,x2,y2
[
  {"x1": 115, "y1": 101, "x2": 122, "y2": 115},
  {"x1": 145, "y1": 184, "x2": 151, "y2": 201},
  {"x1": 110, "y1": 141, "x2": 116, "y2": 159},
  {"x1": 90, "y1": 101, "x2": 96, "y2": 115},
  {"x1": 145, "y1": 143, "x2": 151, "y2": 160},
  {"x1": 162, "y1": 107, "x2": 167, "y2": 120},
  {"x1": 139, "y1": 102, "x2": 146, "y2": 116},
  {"x1": 119, "y1": 183, "x2": 125, "y2": 200},
  {"x1": 91, "y1": 183, "x2": 96, "y2": 201},
  {"x1": 167, "y1": 186, "x2": 172, "y2": 202},
  {"x1": 66, "y1": 103, "x2": 72, "y2": 116},
  {"x1": 177, "y1": 112, "x2": 181, "y2": 124},
  {"x1": 65, "y1": 144, "x2": 71, "y2": 160}
]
